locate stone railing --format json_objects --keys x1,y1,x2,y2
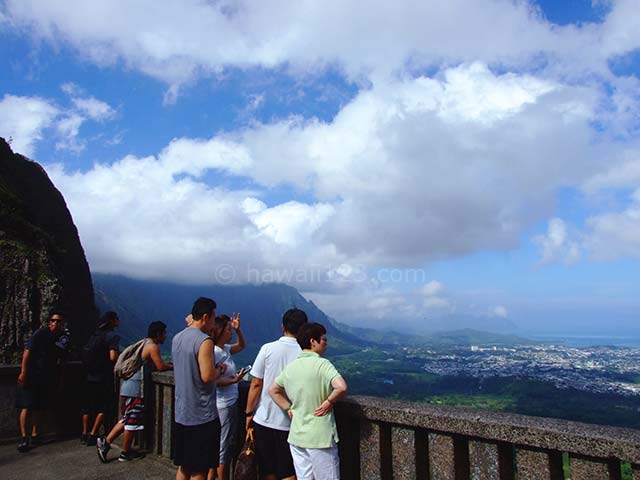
[
  {"x1": 0, "y1": 362, "x2": 86, "y2": 441},
  {"x1": 334, "y1": 396, "x2": 640, "y2": 480},
  {"x1": 152, "y1": 371, "x2": 640, "y2": 480}
]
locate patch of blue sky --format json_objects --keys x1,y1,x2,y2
[
  {"x1": 2, "y1": 32, "x2": 358, "y2": 169},
  {"x1": 422, "y1": 244, "x2": 640, "y2": 308},
  {"x1": 218, "y1": 65, "x2": 359, "y2": 125},
  {"x1": 534, "y1": 0, "x2": 610, "y2": 26},
  {"x1": 607, "y1": 48, "x2": 640, "y2": 78},
  {"x1": 553, "y1": 186, "x2": 591, "y2": 224}
]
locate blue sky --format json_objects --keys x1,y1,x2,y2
[{"x1": 1, "y1": 0, "x2": 640, "y2": 335}]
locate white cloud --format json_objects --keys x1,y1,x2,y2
[
  {"x1": 216, "y1": 64, "x2": 599, "y2": 265},
  {"x1": 583, "y1": 189, "x2": 640, "y2": 260},
  {"x1": 61, "y1": 82, "x2": 116, "y2": 121},
  {"x1": 45, "y1": 148, "x2": 342, "y2": 285},
  {"x1": 583, "y1": 148, "x2": 640, "y2": 193},
  {"x1": 72, "y1": 97, "x2": 115, "y2": 121},
  {"x1": 533, "y1": 218, "x2": 581, "y2": 266},
  {"x1": 242, "y1": 199, "x2": 335, "y2": 247},
  {"x1": 308, "y1": 286, "x2": 416, "y2": 327},
  {"x1": 419, "y1": 280, "x2": 449, "y2": 309},
  {"x1": 43, "y1": 63, "x2": 607, "y2": 288},
  {"x1": 492, "y1": 305, "x2": 509, "y2": 318},
  {"x1": 55, "y1": 113, "x2": 85, "y2": 152},
  {"x1": 424, "y1": 296, "x2": 450, "y2": 309},
  {"x1": 420, "y1": 280, "x2": 445, "y2": 297},
  {"x1": 0, "y1": 95, "x2": 59, "y2": 157},
  {"x1": 0, "y1": 87, "x2": 118, "y2": 156},
  {"x1": 2, "y1": 0, "x2": 636, "y2": 95}
]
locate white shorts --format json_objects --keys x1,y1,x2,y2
[{"x1": 289, "y1": 441, "x2": 340, "y2": 480}]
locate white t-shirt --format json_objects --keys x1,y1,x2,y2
[
  {"x1": 251, "y1": 336, "x2": 301, "y2": 431},
  {"x1": 215, "y1": 344, "x2": 238, "y2": 408}
]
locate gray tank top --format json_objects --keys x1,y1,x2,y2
[{"x1": 172, "y1": 327, "x2": 218, "y2": 426}]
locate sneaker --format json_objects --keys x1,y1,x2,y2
[
  {"x1": 17, "y1": 437, "x2": 30, "y2": 452},
  {"x1": 118, "y1": 450, "x2": 145, "y2": 462},
  {"x1": 96, "y1": 437, "x2": 110, "y2": 463},
  {"x1": 86, "y1": 435, "x2": 97, "y2": 446},
  {"x1": 30, "y1": 435, "x2": 42, "y2": 446},
  {"x1": 80, "y1": 434, "x2": 88, "y2": 445}
]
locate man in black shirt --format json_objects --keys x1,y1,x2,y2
[
  {"x1": 16, "y1": 309, "x2": 67, "y2": 452},
  {"x1": 81, "y1": 311, "x2": 120, "y2": 445}
]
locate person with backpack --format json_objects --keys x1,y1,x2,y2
[
  {"x1": 80, "y1": 311, "x2": 120, "y2": 446},
  {"x1": 97, "y1": 321, "x2": 173, "y2": 463}
]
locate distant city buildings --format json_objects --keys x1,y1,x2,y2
[{"x1": 408, "y1": 344, "x2": 640, "y2": 397}]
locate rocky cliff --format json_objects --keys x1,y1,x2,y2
[{"x1": 0, "y1": 138, "x2": 96, "y2": 363}]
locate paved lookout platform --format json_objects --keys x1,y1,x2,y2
[{"x1": 0, "y1": 437, "x2": 176, "y2": 480}]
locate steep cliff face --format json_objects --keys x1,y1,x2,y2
[{"x1": 0, "y1": 138, "x2": 97, "y2": 363}]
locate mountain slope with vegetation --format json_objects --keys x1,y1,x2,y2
[{"x1": 0, "y1": 138, "x2": 96, "y2": 363}]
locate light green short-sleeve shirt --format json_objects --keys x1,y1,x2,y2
[{"x1": 275, "y1": 351, "x2": 342, "y2": 448}]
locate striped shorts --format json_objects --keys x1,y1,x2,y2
[{"x1": 118, "y1": 396, "x2": 145, "y2": 431}]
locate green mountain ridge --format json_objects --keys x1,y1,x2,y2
[{"x1": 93, "y1": 274, "x2": 532, "y2": 355}]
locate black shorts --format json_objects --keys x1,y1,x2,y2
[
  {"x1": 174, "y1": 419, "x2": 221, "y2": 474},
  {"x1": 81, "y1": 381, "x2": 112, "y2": 415},
  {"x1": 253, "y1": 421, "x2": 295, "y2": 479},
  {"x1": 15, "y1": 383, "x2": 49, "y2": 410}
]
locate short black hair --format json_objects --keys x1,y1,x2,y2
[
  {"x1": 148, "y1": 321, "x2": 167, "y2": 339},
  {"x1": 282, "y1": 308, "x2": 308, "y2": 335},
  {"x1": 215, "y1": 314, "x2": 230, "y2": 329},
  {"x1": 296, "y1": 322, "x2": 326, "y2": 350},
  {"x1": 98, "y1": 311, "x2": 118, "y2": 330},
  {"x1": 48, "y1": 308, "x2": 65, "y2": 321},
  {"x1": 192, "y1": 297, "x2": 217, "y2": 321}
]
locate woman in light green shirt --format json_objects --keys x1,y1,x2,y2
[{"x1": 270, "y1": 322, "x2": 347, "y2": 480}]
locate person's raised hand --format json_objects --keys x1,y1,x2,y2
[{"x1": 230, "y1": 313, "x2": 241, "y2": 330}]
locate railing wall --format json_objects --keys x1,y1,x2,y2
[
  {"x1": 152, "y1": 371, "x2": 640, "y2": 480},
  {"x1": 2, "y1": 365, "x2": 637, "y2": 479},
  {"x1": 0, "y1": 362, "x2": 86, "y2": 441}
]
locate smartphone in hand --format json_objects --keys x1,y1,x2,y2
[{"x1": 238, "y1": 364, "x2": 252, "y2": 376}]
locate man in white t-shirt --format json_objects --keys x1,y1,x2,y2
[{"x1": 245, "y1": 309, "x2": 308, "y2": 480}]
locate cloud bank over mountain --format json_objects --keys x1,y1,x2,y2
[{"x1": 2, "y1": 0, "x2": 640, "y2": 329}]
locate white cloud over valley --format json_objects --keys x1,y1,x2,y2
[
  {"x1": 4, "y1": 0, "x2": 640, "y2": 329},
  {"x1": 43, "y1": 63, "x2": 610, "y2": 290}
]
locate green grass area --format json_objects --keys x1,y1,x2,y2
[
  {"x1": 561, "y1": 455, "x2": 633, "y2": 480},
  {"x1": 426, "y1": 394, "x2": 515, "y2": 411}
]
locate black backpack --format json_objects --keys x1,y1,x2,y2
[{"x1": 81, "y1": 330, "x2": 108, "y2": 375}]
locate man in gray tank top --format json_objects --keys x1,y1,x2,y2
[{"x1": 172, "y1": 297, "x2": 226, "y2": 480}]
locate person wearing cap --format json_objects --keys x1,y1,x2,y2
[
  {"x1": 80, "y1": 311, "x2": 120, "y2": 446},
  {"x1": 15, "y1": 308, "x2": 68, "y2": 452}
]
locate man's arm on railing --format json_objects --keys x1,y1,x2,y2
[{"x1": 146, "y1": 343, "x2": 173, "y2": 371}]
